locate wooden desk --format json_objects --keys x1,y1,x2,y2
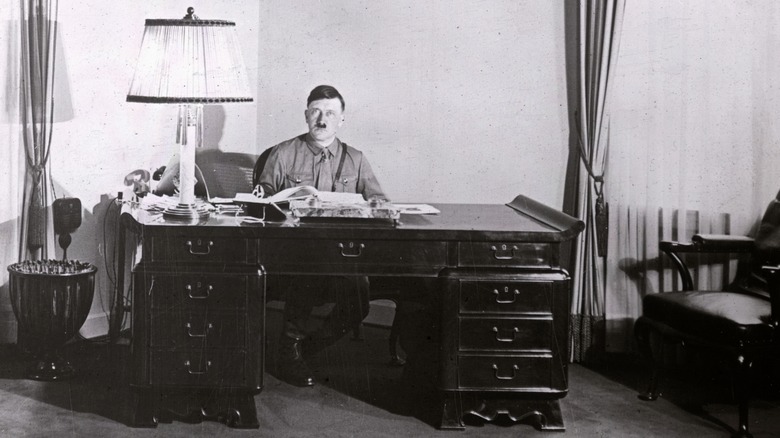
[{"x1": 121, "y1": 194, "x2": 583, "y2": 430}]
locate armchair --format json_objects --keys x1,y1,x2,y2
[{"x1": 634, "y1": 233, "x2": 779, "y2": 438}]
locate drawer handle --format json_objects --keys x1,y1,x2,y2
[
  {"x1": 184, "y1": 359, "x2": 212, "y2": 375},
  {"x1": 493, "y1": 286, "x2": 519, "y2": 304},
  {"x1": 490, "y1": 244, "x2": 518, "y2": 260},
  {"x1": 338, "y1": 242, "x2": 365, "y2": 258},
  {"x1": 492, "y1": 326, "x2": 519, "y2": 342},
  {"x1": 185, "y1": 322, "x2": 214, "y2": 338},
  {"x1": 186, "y1": 239, "x2": 214, "y2": 255},
  {"x1": 185, "y1": 283, "x2": 213, "y2": 299},
  {"x1": 492, "y1": 363, "x2": 519, "y2": 380}
]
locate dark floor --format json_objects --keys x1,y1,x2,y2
[{"x1": 0, "y1": 312, "x2": 779, "y2": 437}]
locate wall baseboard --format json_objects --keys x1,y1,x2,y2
[
  {"x1": 77, "y1": 299, "x2": 397, "y2": 340},
  {"x1": 79, "y1": 312, "x2": 130, "y2": 340},
  {"x1": 0, "y1": 318, "x2": 16, "y2": 344},
  {"x1": 363, "y1": 299, "x2": 395, "y2": 328},
  {"x1": 2, "y1": 301, "x2": 392, "y2": 344},
  {"x1": 0, "y1": 311, "x2": 126, "y2": 343}
]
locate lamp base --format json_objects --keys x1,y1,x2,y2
[{"x1": 163, "y1": 201, "x2": 211, "y2": 222}]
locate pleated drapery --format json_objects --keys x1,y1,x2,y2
[
  {"x1": 17, "y1": 0, "x2": 60, "y2": 261},
  {"x1": 569, "y1": 0, "x2": 626, "y2": 363}
]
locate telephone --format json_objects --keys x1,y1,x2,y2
[
  {"x1": 124, "y1": 169, "x2": 152, "y2": 197},
  {"x1": 53, "y1": 197, "x2": 81, "y2": 235},
  {"x1": 53, "y1": 197, "x2": 82, "y2": 259},
  {"x1": 152, "y1": 162, "x2": 208, "y2": 197}
]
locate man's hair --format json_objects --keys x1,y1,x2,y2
[{"x1": 307, "y1": 85, "x2": 345, "y2": 111}]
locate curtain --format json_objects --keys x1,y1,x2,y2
[
  {"x1": 18, "y1": 0, "x2": 59, "y2": 262},
  {"x1": 568, "y1": 0, "x2": 626, "y2": 363},
  {"x1": 603, "y1": 1, "x2": 780, "y2": 353},
  {"x1": 0, "y1": 4, "x2": 25, "y2": 343}
]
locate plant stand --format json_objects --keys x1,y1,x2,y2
[{"x1": 7, "y1": 260, "x2": 96, "y2": 381}]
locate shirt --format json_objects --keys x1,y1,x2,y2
[{"x1": 258, "y1": 134, "x2": 387, "y2": 201}]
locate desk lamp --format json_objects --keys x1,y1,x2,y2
[{"x1": 127, "y1": 7, "x2": 252, "y2": 220}]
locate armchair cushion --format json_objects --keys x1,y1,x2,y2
[{"x1": 642, "y1": 291, "x2": 774, "y2": 347}]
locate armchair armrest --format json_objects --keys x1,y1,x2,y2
[
  {"x1": 660, "y1": 234, "x2": 755, "y2": 291},
  {"x1": 691, "y1": 234, "x2": 755, "y2": 251},
  {"x1": 659, "y1": 234, "x2": 755, "y2": 254}
]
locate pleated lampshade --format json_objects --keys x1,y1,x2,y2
[{"x1": 127, "y1": 14, "x2": 253, "y2": 104}]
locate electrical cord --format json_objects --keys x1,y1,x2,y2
[
  {"x1": 97, "y1": 195, "x2": 134, "y2": 343},
  {"x1": 77, "y1": 197, "x2": 122, "y2": 345}
]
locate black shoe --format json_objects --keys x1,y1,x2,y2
[{"x1": 277, "y1": 333, "x2": 315, "y2": 387}]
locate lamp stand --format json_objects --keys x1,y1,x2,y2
[{"x1": 163, "y1": 104, "x2": 210, "y2": 222}]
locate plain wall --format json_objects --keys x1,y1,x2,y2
[{"x1": 254, "y1": 1, "x2": 569, "y2": 205}]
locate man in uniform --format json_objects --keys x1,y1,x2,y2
[{"x1": 257, "y1": 85, "x2": 386, "y2": 386}]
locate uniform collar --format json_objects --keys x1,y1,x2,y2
[{"x1": 304, "y1": 134, "x2": 340, "y2": 158}]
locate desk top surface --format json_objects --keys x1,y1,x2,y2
[{"x1": 122, "y1": 195, "x2": 584, "y2": 243}]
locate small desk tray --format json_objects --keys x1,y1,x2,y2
[{"x1": 289, "y1": 199, "x2": 400, "y2": 221}]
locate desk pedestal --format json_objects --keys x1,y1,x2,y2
[
  {"x1": 130, "y1": 264, "x2": 265, "y2": 429},
  {"x1": 438, "y1": 269, "x2": 570, "y2": 430}
]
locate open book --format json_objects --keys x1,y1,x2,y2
[
  {"x1": 234, "y1": 185, "x2": 364, "y2": 205},
  {"x1": 235, "y1": 185, "x2": 399, "y2": 221}
]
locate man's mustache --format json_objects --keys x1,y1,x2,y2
[{"x1": 315, "y1": 122, "x2": 327, "y2": 128}]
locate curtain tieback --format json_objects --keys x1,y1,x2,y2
[{"x1": 595, "y1": 193, "x2": 608, "y2": 257}]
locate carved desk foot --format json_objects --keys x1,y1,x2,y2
[
  {"x1": 440, "y1": 391, "x2": 564, "y2": 432},
  {"x1": 131, "y1": 388, "x2": 260, "y2": 429}
]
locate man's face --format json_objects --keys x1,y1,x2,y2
[{"x1": 305, "y1": 97, "x2": 344, "y2": 145}]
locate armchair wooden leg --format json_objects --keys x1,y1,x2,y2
[
  {"x1": 734, "y1": 354, "x2": 753, "y2": 438},
  {"x1": 634, "y1": 318, "x2": 661, "y2": 401},
  {"x1": 638, "y1": 368, "x2": 661, "y2": 401}
]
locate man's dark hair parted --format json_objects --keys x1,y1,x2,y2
[{"x1": 307, "y1": 85, "x2": 345, "y2": 111}]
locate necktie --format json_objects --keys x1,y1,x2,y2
[{"x1": 316, "y1": 149, "x2": 332, "y2": 191}]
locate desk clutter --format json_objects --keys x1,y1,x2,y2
[
  {"x1": 127, "y1": 183, "x2": 439, "y2": 225},
  {"x1": 235, "y1": 185, "x2": 401, "y2": 222}
]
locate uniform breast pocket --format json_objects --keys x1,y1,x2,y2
[
  {"x1": 285, "y1": 173, "x2": 314, "y2": 188},
  {"x1": 334, "y1": 174, "x2": 358, "y2": 193}
]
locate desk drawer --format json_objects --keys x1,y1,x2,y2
[
  {"x1": 258, "y1": 238, "x2": 447, "y2": 270},
  {"x1": 459, "y1": 317, "x2": 552, "y2": 352},
  {"x1": 459, "y1": 280, "x2": 552, "y2": 314},
  {"x1": 148, "y1": 274, "x2": 249, "y2": 311},
  {"x1": 458, "y1": 242, "x2": 552, "y2": 268},
  {"x1": 148, "y1": 236, "x2": 255, "y2": 265},
  {"x1": 150, "y1": 349, "x2": 246, "y2": 387},
  {"x1": 150, "y1": 310, "x2": 245, "y2": 348},
  {"x1": 458, "y1": 354, "x2": 553, "y2": 390}
]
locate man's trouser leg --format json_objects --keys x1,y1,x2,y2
[
  {"x1": 309, "y1": 276, "x2": 370, "y2": 349},
  {"x1": 273, "y1": 275, "x2": 369, "y2": 386},
  {"x1": 275, "y1": 276, "x2": 319, "y2": 387}
]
